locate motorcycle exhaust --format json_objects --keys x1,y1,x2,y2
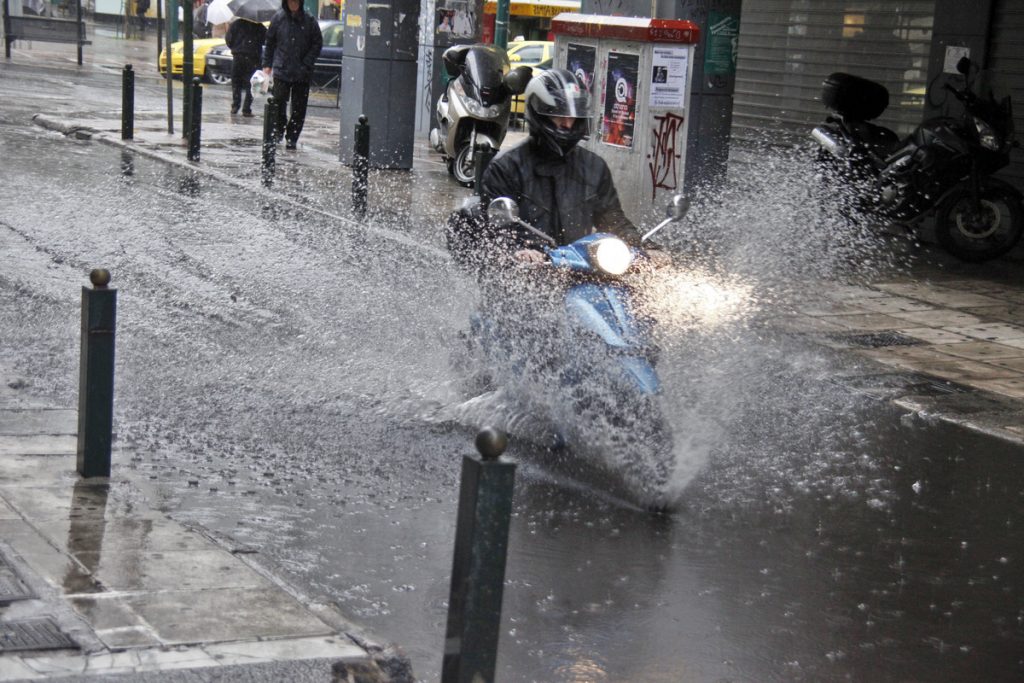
[{"x1": 811, "y1": 127, "x2": 846, "y2": 157}]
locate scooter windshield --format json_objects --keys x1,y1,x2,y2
[{"x1": 461, "y1": 46, "x2": 511, "y2": 107}]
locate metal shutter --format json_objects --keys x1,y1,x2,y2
[
  {"x1": 988, "y1": 0, "x2": 1024, "y2": 190},
  {"x1": 731, "y1": 0, "x2": 935, "y2": 147}
]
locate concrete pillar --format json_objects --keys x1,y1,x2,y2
[
  {"x1": 339, "y1": 0, "x2": 422, "y2": 169},
  {"x1": 414, "y1": 0, "x2": 485, "y2": 139},
  {"x1": 582, "y1": 0, "x2": 742, "y2": 193}
]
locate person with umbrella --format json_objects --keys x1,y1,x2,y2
[
  {"x1": 225, "y1": 17, "x2": 267, "y2": 116},
  {"x1": 261, "y1": 0, "x2": 322, "y2": 150}
]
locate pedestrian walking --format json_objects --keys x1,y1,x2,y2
[
  {"x1": 134, "y1": 0, "x2": 150, "y2": 37},
  {"x1": 225, "y1": 18, "x2": 267, "y2": 116},
  {"x1": 262, "y1": 0, "x2": 322, "y2": 150}
]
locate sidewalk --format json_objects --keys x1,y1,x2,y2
[{"x1": 0, "y1": 384, "x2": 411, "y2": 682}]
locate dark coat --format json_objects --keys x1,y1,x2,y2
[
  {"x1": 262, "y1": 0, "x2": 322, "y2": 83},
  {"x1": 225, "y1": 19, "x2": 267, "y2": 60},
  {"x1": 479, "y1": 138, "x2": 641, "y2": 249}
]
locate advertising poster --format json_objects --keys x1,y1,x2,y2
[
  {"x1": 649, "y1": 46, "x2": 689, "y2": 108},
  {"x1": 704, "y1": 11, "x2": 740, "y2": 77},
  {"x1": 566, "y1": 43, "x2": 597, "y2": 93},
  {"x1": 601, "y1": 52, "x2": 639, "y2": 148}
]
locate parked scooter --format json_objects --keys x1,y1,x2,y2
[
  {"x1": 811, "y1": 56, "x2": 1022, "y2": 262},
  {"x1": 429, "y1": 44, "x2": 531, "y2": 187},
  {"x1": 456, "y1": 194, "x2": 690, "y2": 509}
]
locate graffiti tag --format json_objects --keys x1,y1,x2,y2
[{"x1": 647, "y1": 112, "x2": 685, "y2": 200}]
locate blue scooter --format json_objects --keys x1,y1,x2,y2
[{"x1": 466, "y1": 195, "x2": 689, "y2": 509}]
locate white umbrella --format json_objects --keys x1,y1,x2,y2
[{"x1": 206, "y1": 0, "x2": 234, "y2": 26}]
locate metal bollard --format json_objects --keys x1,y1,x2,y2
[
  {"x1": 261, "y1": 96, "x2": 278, "y2": 186},
  {"x1": 187, "y1": 76, "x2": 203, "y2": 162},
  {"x1": 473, "y1": 142, "x2": 497, "y2": 194},
  {"x1": 352, "y1": 114, "x2": 370, "y2": 218},
  {"x1": 121, "y1": 64, "x2": 134, "y2": 141},
  {"x1": 77, "y1": 269, "x2": 117, "y2": 478},
  {"x1": 441, "y1": 428, "x2": 515, "y2": 683}
]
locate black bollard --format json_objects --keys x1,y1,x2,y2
[
  {"x1": 188, "y1": 76, "x2": 203, "y2": 162},
  {"x1": 77, "y1": 269, "x2": 117, "y2": 479},
  {"x1": 352, "y1": 114, "x2": 369, "y2": 218},
  {"x1": 473, "y1": 142, "x2": 497, "y2": 195},
  {"x1": 441, "y1": 428, "x2": 515, "y2": 683},
  {"x1": 261, "y1": 96, "x2": 278, "y2": 186},
  {"x1": 121, "y1": 64, "x2": 134, "y2": 141}
]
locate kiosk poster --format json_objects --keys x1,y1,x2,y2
[
  {"x1": 649, "y1": 46, "x2": 689, "y2": 108},
  {"x1": 566, "y1": 43, "x2": 597, "y2": 93},
  {"x1": 601, "y1": 52, "x2": 639, "y2": 148}
]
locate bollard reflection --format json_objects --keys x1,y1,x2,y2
[
  {"x1": 62, "y1": 480, "x2": 109, "y2": 593},
  {"x1": 119, "y1": 150, "x2": 135, "y2": 178},
  {"x1": 177, "y1": 171, "x2": 201, "y2": 197}
]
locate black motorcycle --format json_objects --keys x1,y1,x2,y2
[{"x1": 811, "y1": 57, "x2": 1022, "y2": 262}]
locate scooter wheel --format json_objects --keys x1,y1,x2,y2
[
  {"x1": 450, "y1": 144, "x2": 476, "y2": 188},
  {"x1": 935, "y1": 185, "x2": 1024, "y2": 262}
]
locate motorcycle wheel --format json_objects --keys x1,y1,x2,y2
[
  {"x1": 935, "y1": 186, "x2": 1024, "y2": 262},
  {"x1": 449, "y1": 143, "x2": 476, "y2": 188}
]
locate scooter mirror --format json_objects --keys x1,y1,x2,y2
[
  {"x1": 956, "y1": 55, "x2": 971, "y2": 75},
  {"x1": 504, "y1": 66, "x2": 533, "y2": 95},
  {"x1": 666, "y1": 194, "x2": 690, "y2": 220},
  {"x1": 488, "y1": 197, "x2": 520, "y2": 226}
]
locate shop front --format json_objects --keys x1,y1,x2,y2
[{"x1": 481, "y1": 0, "x2": 579, "y2": 42}]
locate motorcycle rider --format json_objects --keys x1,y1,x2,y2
[{"x1": 473, "y1": 68, "x2": 670, "y2": 268}]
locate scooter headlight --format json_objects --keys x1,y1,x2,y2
[
  {"x1": 590, "y1": 238, "x2": 633, "y2": 276},
  {"x1": 974, "y1": 116, "x2": 1000, "y2": 150}
]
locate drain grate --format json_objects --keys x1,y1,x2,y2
[
  {"x1": 0, "y1": 557, "x2": 34, "y2": 605},
  {"x1": 836, "y1": 372, "x2": 975, "y2": 397},
  {"x1": 0, "y1": 618, "x2": 77, "y2": 653},
  {"x1": 904, "y1": 376, "x2": 975, "y2": 396},
  {"x1": 829, "y1": 332, "x2": 923, "y2": 348}
]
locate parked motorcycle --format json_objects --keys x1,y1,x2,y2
[
  {"x1": 429, "y1": 44, "x2": 531, "y2": 187},
  {"x1": 811, "y1": 56, "x2": 1022, "y2": 262},
  {"x1": 454, "y1": 194, "x2": 689, "y2": 510}
]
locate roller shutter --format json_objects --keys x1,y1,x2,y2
[
  {"x1": 731, "y1": 0, "x2": 935, "y2": 147},
  {"x1": 988, "y1": 0, "x2": 1024, "y2": 190}
]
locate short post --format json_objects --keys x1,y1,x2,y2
[
  {"x1": 261, "y1": 96, "x2": 278, "y2": 186},
  {"x1": 474, "y1": 142, "x2": 497, "y2": 194},
  {"x1": 77, "y1": 269, "x2": 117, "y2": 479},
  {"x1": 187, "y1": 76, "x2": 203, "y2": 162},
  {"x1": 352, "y1": 114, "x2": 370, "y2": 218},
  {"x1": 441, "y1": 428, "x2": 515, "y2": 683},
  {"x1": 121, "y1": 64, "x2": 135, "y2": 141}
]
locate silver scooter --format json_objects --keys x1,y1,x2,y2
[{"x1": 429, "y1": 44, "x2": 531, "y2": 187}]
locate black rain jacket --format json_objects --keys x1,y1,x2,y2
[
  {"x1": 478, "y1": 138, "x2": 641, "y2": 250},
  {"x1": 226, "y1": 19, "x2": 267, "y2": 60},
  {"x1": 262, "y1": 0, "x2": 322, "y2": 83}
]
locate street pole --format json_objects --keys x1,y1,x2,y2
[
  {"x1": 165, "y1": 0, "x2": 174, "y2": 134},
  {"x1": 76, "y1": 0, "x2": 83, "y2": 65},
  {"x1": 182, "y1": 0, "x2": 194, "y2": 137},
  {"x1": 156, "y1": 0, "x2": 163, "y2": 65},
  {"x1": 3, "y1": 0, "x2": 12, "y2": 60},
  {"x1": 494, "y1": 0, "x2": 509, "y2": 49}
]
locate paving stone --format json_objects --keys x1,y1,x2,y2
[
  {"x1": 816, "y1": 313, "x2": 907, "y2": 331},
  {"x1": 897, "y1": 327, "x2": 972, "y2": 344},
  {"x1": 929, "y1": 341, "x2": 1024, "y2": 362},
  {"x1": 0, "y1": 410, "x2": 77, "y2": 436}
]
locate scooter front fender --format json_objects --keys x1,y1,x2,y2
[{"x1": 564, "y1": 283, "x2": 660, "y2": 395}]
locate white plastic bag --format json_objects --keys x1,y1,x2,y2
[{"x1": 250, "y1": 70, "x2": 272, "y2": 100}]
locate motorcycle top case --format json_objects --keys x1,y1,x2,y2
[{"x1": 822, "y1": 72, "x2": 889, "y2": 121}]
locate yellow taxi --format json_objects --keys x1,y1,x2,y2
[
  {"x1": 159, "y1": 37, "x2": 226, "y2": 80},
  {"x1": 507, "y1": 40, "x2": 554, "y2": 115}
]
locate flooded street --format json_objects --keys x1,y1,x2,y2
[{"x1": 2, "y1": 70, "x2": 1023, "y2": 681}]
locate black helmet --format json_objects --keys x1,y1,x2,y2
[{"x1": 524, "y1": 69, "x2": 591, "y2": 157}]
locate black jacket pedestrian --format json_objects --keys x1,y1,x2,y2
[
  {"x1": 262, "y1": 0, "x2": 322, "y2": 83},
  {"x1": 479, "y1": 138, "x2": 641, "y2": 249},
  {"x1": 225, "y1": 18, "x2": 267, "y2": 60}
]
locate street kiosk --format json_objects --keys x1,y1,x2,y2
[{"x1": 550, "y1": 13, "x2": 700, "y2": 224}]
